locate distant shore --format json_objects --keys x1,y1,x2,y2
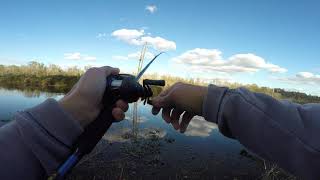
[{"x1": 1, "y1": 62, "x2": 320, "y2": 104}]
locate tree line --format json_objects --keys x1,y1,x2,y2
[
  {"x1": 0, "y1": 62, "x2": 319, "y2": 104},
  {"x1": 0, "y1": 62, "x2": 82, "y2": 93},
  {"x1": 0, "y1": 61, "x2": 86, "y2": 76}
]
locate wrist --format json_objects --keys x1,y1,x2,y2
[
  {"x1": 195, "y1": 85, "x2": 208, "y2": 115},
  {"x1": 58, "y1": 93, "x2": 100, "y2": 128}
]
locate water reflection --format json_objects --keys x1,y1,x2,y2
[
  {"x1": 103, "y1": 113, "x2": 166, "y2": 143},
  {"x1": 0, "y1": 87, "x2": 264, "y2": 179},
  {"x1": 126, "y1": 115, "x2": 148, "y2": 123},
  {"x1": 185, "y1": 116, "x2": 218, "y2": 137},
  {"x1": 0, "y1": 87, "x2": 62, "y2": 121},
  {"x1": 103, "y1": 126, "x2": 166, "y2": 143},
  {"x1": 104, "y1": 115, "x2": 217, "y2": 144},
  {"x1": 0, "y1": 87, "x2": 63, "y2": 98},
  {"x1": 0, "y1": 86, "x2": 217, "y2": 138}
]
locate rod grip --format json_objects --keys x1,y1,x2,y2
[{"x1": 73, "y1": 106, "x2": 114, "y2": 155}]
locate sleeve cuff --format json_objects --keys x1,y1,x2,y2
[
  {"x1": 202, "y1": 84, "x2": 228, "y2": 124},
  {"x1": 26, "y1": 98, "x2": 83, "y2": 148}
]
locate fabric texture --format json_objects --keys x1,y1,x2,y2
[
  {"x1": 0, "y1": 98, "x2": 83, "y2": 179},
  {"x1": 203, "y1": 85, "x2": 320, "y2": 179}
]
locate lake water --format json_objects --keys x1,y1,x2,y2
[{"x1": 0, "y1": 87, "x2": 267, "y2": 179}]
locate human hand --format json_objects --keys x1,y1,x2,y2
[
  {"x1": 58, "y1": 66, "x2": 129, "y2": 128},
  {"x1": 152, "y1": 82, "x2": 208, "y2": 133}
]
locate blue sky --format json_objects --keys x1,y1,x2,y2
[{"x1": 1, "y1": 0, "x2": 320, "y2": 95}]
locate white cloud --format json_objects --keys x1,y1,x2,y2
[
  {"x1": 146, "y1": 5, "x2": 157, "y2": 13},
  {"x1": 277, "y1": 72, "x2": 320, "y2": 86},
  {"x1": 64, "y1": 52, "x2": 96, "y2": 61},
  {"x1": 173, "y1": 48, "x2": 287, "y2": 74},
  {"x1": 111, "y1": 28, "x2": 176, "y2": 51},
  {"x1": 112, "y1": 51, "x2": 154, "y2": 61},
  {"x1": 111, "y1": 29, "x2": 145, "y2": 45},
  {"x1": 96, "y1": 33, "x2": 107, "y2": 39},
  {"x1": 141, "y1": 36, "x2": 176, "y2": 51},
  {"x1": 297, "y1": 72, "x2": 315, "y2": 78}
]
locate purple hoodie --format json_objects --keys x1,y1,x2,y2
[{"x1": 0, "y1": 85, "x2": 319, "y2": 179}]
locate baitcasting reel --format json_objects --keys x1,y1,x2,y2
[
  {"x1": 51, "y1": 53, "x2": 165, "y2": 180},
  {"x1": 106, "y1": 74, "x2": 165, "y2": 105}
]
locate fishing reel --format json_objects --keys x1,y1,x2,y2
[
  {"x1": 105, "y1": 74, "x2": 165, "y2": 105},
  {"x1": 77, "y1": 73, "x2": 166, "y2": 155},
  {"x1": 51, "y1": 74, "x2": 165, "y2": 180},
  {"x1": 52, "y1": 53, "x2": 164, "y2": 180}
]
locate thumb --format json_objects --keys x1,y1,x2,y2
[{"x1": 99, "y1": 66, "x2": 120, "y2": 76}]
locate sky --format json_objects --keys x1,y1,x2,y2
[{"x1": 0, "y1": 0, "x2": 320, "y2": 95}]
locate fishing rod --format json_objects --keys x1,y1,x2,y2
[{"x1": 49, "y1": 53, "x2": 165, "y2": 180}]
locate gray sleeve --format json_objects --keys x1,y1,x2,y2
[
  {"x1": 0, "y1": 98, "x2": 83, "y2": 179},
  {"x1": 202, "y1": 84, "x2": 320, "y2": 180}
]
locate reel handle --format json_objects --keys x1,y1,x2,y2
[{"x1": 143, "y1": 79, "x2": 165, "y2": 86}]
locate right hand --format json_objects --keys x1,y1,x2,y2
[
  {"x1": 59, "y1": 66, "x2": 129, "y2": 128},
  {"x1": 151, "y1": 82, "x2": 208, "y2": 133}
]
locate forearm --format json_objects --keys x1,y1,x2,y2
[
  {"x1": 0, "y1": 99, "x2": 83, "y2": 179},
  {"x1": 203, "y1": 85, "x2": 320, "y2": 179}
]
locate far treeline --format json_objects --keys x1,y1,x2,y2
[{"x1": 0, "y1": 62, "x2": 320, "y2": 104}]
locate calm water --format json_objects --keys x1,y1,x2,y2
[{"x1": 0, "y1": 88, "x2": 266, "y2": 179}]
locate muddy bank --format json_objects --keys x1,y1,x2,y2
[{"x1": 67, "y1": 128, "x2": 273, "y2": 180}]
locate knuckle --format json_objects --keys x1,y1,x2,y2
[
  {"x1": 175, "y1": 82, "x2": 184, "y2": 87},
  {"x1": 86, "y1": 67, "x2": 99, "y2": 74},
  {"x1": 104, "y1": 66, "x2": 113, "y2": 72}
]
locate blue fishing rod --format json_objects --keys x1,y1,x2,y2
[{"x1": 48, "y1": 53, "x2": 164, "y2": 180}]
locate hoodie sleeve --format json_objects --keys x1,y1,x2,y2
[
  {"x1": 0, "y1": 98, "x2": 83, "y2": 180},
  {"x1": 202, "y1": 84, "x2": 320, "y2": 180}
]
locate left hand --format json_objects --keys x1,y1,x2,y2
[
  {"x1": 151, "y1": 82, "x2": 208, "y2": 133},
  {"x1": 59, "y1": 66, "x2": 129, "y2": 128}
]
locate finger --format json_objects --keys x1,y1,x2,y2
[
  {"x1": 99, "y1": 66, "x2": 120, "y2": 76},
  {"x1": 111, "y1": 68, "x2": 120, "y2": 75},
  {"x1": 152, "y1": 95, "x2": 171, "y2": 109},
  {"x1": 115, "y1": 99, "x2": 129, "y2": 112},
  {"x1": 158, "y1": 87, "x2": 171, "y2": 97},
  {"x1": 170, "y1": 108, "x2": 183, "y2": 130},
  {"x1": 152, "y1": 84, "x2": 177, "y2": 108},
  {"x1": 162, "y1": 108, "x2": 172, "y2": 123},
  {"x1": 152, "y1": 106, "x2": 161, "y2": 115},
  {"x1": 180, "y1": 112, "x2": 193, "y2": 133},
  {"x1": 152, "y1": 86, "x2": 171, "y2": 106},
  {"x1": 112, "y1": 107, "x2": 125, "y2": 121}
]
